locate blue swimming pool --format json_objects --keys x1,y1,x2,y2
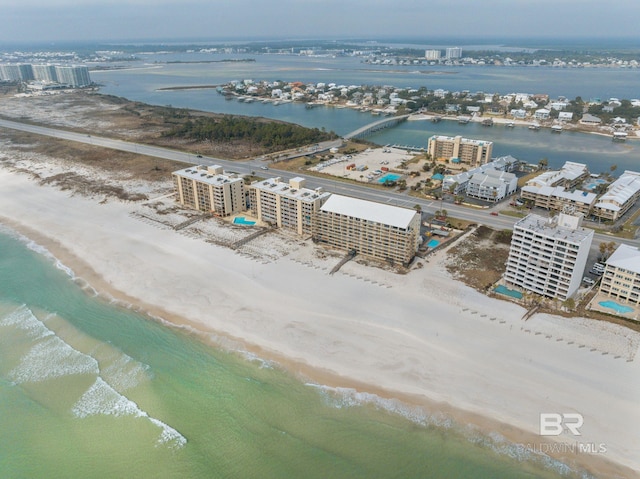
[
  {"x1": 494, "y1": 285, "x2": 523, "y2": 299},
  {"x1": 427, "y1": 239, "x2": 439, "y2": 248},
  {"x1": 598, "y1": 300, "x2": 633, "y2": 314},
  {"x1": 586, "y1": 179, "x2": 607, "y2": 190},
  {"x1": 233, "y1": 216, "x2": 256, "y2": 225},
  {"x1": 378, "y1": 173, "x2": 401, "y2": 184}
]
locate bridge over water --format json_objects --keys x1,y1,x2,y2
[{"x1": 343, "y1": 114, "x2": 410, "y2": 140}]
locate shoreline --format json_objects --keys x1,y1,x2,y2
[
  {"x1": 2, "y1": 216, "x2": 631, "y2": 479},
  {"x1": 0, "y1": 166, "x2": 638, "y2": 478}
]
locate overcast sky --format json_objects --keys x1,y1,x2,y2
[{"x1": 2, "y1": 0, "x2": 639, "y2": 44}]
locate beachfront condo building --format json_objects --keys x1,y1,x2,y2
[
  {"x1": 425, "y1": 49, "x2": 441, "y2": 60},
  {"x1": 427, "y1": 135, "x2": 493, "y2": 167},
  {"x1": 172, "y1": 165, "x2": 245, "y2": 217},
  {"x1": 592, "y1": 171, "x2": 640, "y2": 222},
  {"x1": 597, "y1": 244, "x2": 640, "y2": 307},
  {"x1": 248, "y1": 177, "x2": 331, "y2": 235},
  {"x1": 54, "y1": 65, "x2": 92, "y2": 87},
  {"x1": 313, "y1": 194, "x2": 421, "y2": 266},
  {"x1": 504, "y1": 212, "x2": 594, "y2": 300}
]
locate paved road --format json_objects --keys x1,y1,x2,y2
[{"x1": 0, "y1": 117, "x2": 637, "y2": 251}]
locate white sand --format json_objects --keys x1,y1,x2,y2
[{"x1": 1, "y1": 164, "x2": 639, "y2": 477}]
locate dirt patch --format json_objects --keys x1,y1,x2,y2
[{"x1": 445, "y1": 226, "x2": 512, "y2": 291}]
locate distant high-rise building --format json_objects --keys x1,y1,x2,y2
[
  {"x1": 55, "y1": 65, "x2": 91, "y2": 87},
  {"x1": 445, "y1": 47, "x2": 462, "y2": 59},
  {"x1": 0, "y1": 64, "x2": 21, "y2": 81},
  {"x1": 32, "y1": 64, "x2": 58, "y2": 83},
  {"x1": 424, "y1": 49, "x2": 441, "y2": 61}
]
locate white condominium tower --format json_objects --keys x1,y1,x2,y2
[{"x1": 504, "y1": 212, "x2": 594, "y2": 300}]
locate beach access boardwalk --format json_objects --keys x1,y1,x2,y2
[{"x1": 343, "y1": 114, "x2": 410, "y2": 140}]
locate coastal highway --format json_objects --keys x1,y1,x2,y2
[{"x1": 0, "y1": 117, "x2": 637, "y2": 249}]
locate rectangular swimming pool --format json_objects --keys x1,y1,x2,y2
[
  {"x1": 494, "y1": 285, "x2": 523, "y2": 299},
  {"x1": 233, "y1": 217, "x2": 256, "y2": 225},
  {"x1": 427, "y1": 239, "x2": 439, "y2": 248}
]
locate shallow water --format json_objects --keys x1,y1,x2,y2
[{"x1": 0, "y1": 224, "x2": 582, "y2": 478}]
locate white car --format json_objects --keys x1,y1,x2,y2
[
  {"x1": 583, "y1": 277, "x2": 595, "y2": 286},
  {"x1": 260, "y1": 166, "x2": 269, "y2": 170}
]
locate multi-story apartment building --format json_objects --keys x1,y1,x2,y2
[
  {"x1": 598, "y1": 244, "x2": 640, "y2": 306},
  {"x1": 313, "y1": 194, "x2": 421, "y2": 266},
  {"x1": 248, "y1": 177, "x2": 330, "y2": 235},
  {"x1": 427, "y1": 135, "x2": 493, "y2": 167},
  {"x1": 520, "y1": 161, "x2": 592, "y2": 212},
  {"x1": 54, "y1": 65, "x2": 92, "y2": 87},
  {"x1": 465, "y1": 169, "x2": 517, "y2": 202},
  {"x1": 424, "y1": 49, "x2": 441, "y2": 61},
  {"x1": 592, "y1": 171, "x2": 640, "y2": 221},
  {"x1": 172, "y1": 165, "x2": 245, "y2": 217},
  {"x1": 442, "y1": 155, "x2": 519, "y2": 194},
  {"x1": 32, "y1": 64, "x2": 58, "y2": 83},
  {"x1": 445, "y1": 47, "x2": 462, "y2": 59},
  {"x1": 504, "y1": 212, "x2": 594, "y2": 300}
]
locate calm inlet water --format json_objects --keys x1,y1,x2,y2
[
  {"x1": 0, "y1": 225, "x2": 579, "y2": 478},
  {"x1": 92, "y1": 52, "x2": 640, "y2": 173}
]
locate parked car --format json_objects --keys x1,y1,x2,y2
[
  {"x1": 589, "y1": 269, "x2": 603, "y2": 275},
  {"x1": 583, "y1": 277, "x2": 595, "y2": 286}
]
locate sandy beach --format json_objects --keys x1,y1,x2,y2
[{"x1": 0, "y1": 160, "x2": 638, "y2": 477}]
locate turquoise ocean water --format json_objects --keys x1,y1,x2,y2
[{"x1": 0, "y1": 224, "x2": 583, "y2": 478}]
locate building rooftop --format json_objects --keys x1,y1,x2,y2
[
  {"x1": 515, "y1": 213, "x2": 594, "y2": 244},
  {"x1": 250, "y1": 177, "x2": 330, "y2": 202},
  {"x1": 428, "y1": 135, "x2": 492, "y2": 147},
  {"x1": 606, "y1": 244, "x2": 640, "y2": 274},
  {"x1": 320, "y1": 194, "x2": 419, "y2": 229},
  {"x1": 594, "y1": 170, "x2": 640, "y2": 211},
  {"x1": 173, "y1": 165, "x2": 242, "y2": 185}
]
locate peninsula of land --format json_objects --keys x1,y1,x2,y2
[{"x1": 0, "y1": 92, "x2": 638, "y2": 479}]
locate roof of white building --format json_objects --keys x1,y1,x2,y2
[
  {"x1": 521, "y1": 185, "x2": 597, "y2": 205},
  {"x1": 525, "y1": 161, "x2": 588, "y2": 188},
  {"x1": 250, "y1": 177, "x2": 330, "y2": 202},
  {"x1": 606, "y1": 244, "x2": 640, "y2": 273},
  {"x1": 319, "y1": 194, "x2": 418, "y2": 229},
  {"x1": 515, "y1": 213, "x2": 594, "y2": 244},
  {"x1": 594, "y1": 171, "x2": 640, "y2": 211},
  {"x1": 173, "y1": 165, "x2": 243, "y2": 186}
]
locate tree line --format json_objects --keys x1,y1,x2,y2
[{"x1": 164, "y1": 116, "x2": 337, "y2": 151}]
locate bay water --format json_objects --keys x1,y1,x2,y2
[
  {"x1": 0, "y1": 224, "x2": 581, "y2": 478},
  {"x1": 92, "y1": 52, "x2": 640, "y2": 172}
]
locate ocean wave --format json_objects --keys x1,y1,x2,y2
[
  {"x1": 305, "y1": 383, "x2": 594, "y2": 479},
  {"x1": 0, "y1": 304, "x2": 55, "y2": 341},
  {"x1": 0, "y1": 224, "x2": 76, "y2": 279}
]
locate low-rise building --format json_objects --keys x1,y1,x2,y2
[
  {"x1": 172, "y1": 165, "x2": 245, "y2": 217},
  {"x1": 248, "y1": 177, "x2": 330, "y2": 235},
  {"x1": 521, "y1": 162, "x2": 590, "y2": 210},
  {"x1": 442, "y1": 155, "x2": 519, "y2": 195},
  {"x1": 466, "y1": 169, "x2": 517, "y2": 202},
  {"x1": 313, "y1": 194, "x2": 421, "y2": 266},
  {"x1": 592, "y1": 171, "x2": 640, "y2": 221},
  {"x1": 504, "y1": 212, "x2": 594, "y2": 300},
  {"x1": 427, "y1": 135, "x2": 493, "y2": 167},
  {"x1": 598, "y1": 244, "x2": 640, "y2": 306}
]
